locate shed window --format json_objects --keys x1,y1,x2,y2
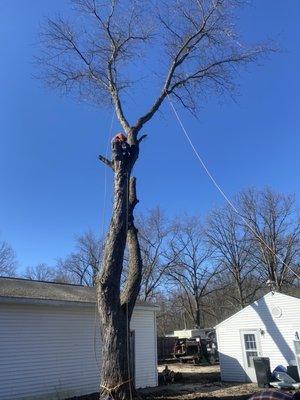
[{"x1": 244, "y1": 334, "x2": 258, "y2": 367}]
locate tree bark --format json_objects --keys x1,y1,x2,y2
[
  {"x1": 236, "y1": 273, "x2": 245, "y2": 310},
  {"x1": 97, "y1": 136, "x2": 142, "y2": 400},
  {"x1": 195, "y1": 306, "x2": 201, "y2": 329}
]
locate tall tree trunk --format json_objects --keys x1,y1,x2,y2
[
  {"x1": 195, "y1": 297, "x2": 202, "y2": 329},
  {"x1": 97, "y1": 135, "x2": 142, "y2": 400},
  {"x1": 99, "y1": 311, "x2": 132, "y2": 400},
  {"x1": 236, "y1": 274, "x2": 245, "y2": 310}
]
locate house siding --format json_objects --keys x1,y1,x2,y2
[
  {"x1": 0, "y1": 303, "x2": 157, "y2": 400},
  {"x1": 131, "y1": 310, "x2": 157, "y2": 389},
  {"x1": 216, "y1": 292, "x2": 300, "y2": 383}
]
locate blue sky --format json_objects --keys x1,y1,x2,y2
[{"x1": 0, "y1": 1, "x2": 299, "y2": 270}]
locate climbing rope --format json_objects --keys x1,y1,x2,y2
[
  {"x1": 167, "y1": 94, "x2": 300, "y2": 282},
  {"x1": 101, "y1": 109, "x2": 116, "y2": 239},
  {"x1": 100, "y1": 378, "x2": 132, "y2": 399}
]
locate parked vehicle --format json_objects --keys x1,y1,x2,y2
[{"x1": 172, "y1": 337, "x2": 218, "y2": 364}]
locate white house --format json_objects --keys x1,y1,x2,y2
[
  {"x1": 0, "y1": 277, "x2": 158, "y2": 400},
  {"x1": 216, "y1": 291, "x2": 300, "y2": 383}
]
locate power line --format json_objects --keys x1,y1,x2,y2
[{"x1": 167, "y1": 95, "x2": 300, "y2": 282}]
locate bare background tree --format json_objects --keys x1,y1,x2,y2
[
  {"x1": 12, "y1": 189, "x2": 300, "y2": 338},
  {"x1": 167, "y1": 217, "x2": 221, "y2": 328},
  {"x1": 198, "y1": 281, "x2": 235, "y2": 326},
  {"x1": 205, "y1": 204, "x2": 262, "y2": 309},
  {"x1": 155, "y1": 291, "x2": 188, "y2": 335},
  {"x1": 19, "y1": 187, "x2": 299, "y2": 333},
  {"x1": 240, "y1": 188, "x2": 300, "y2": 291},
  {"x1": 23, "y1": 231, "x2": 102, "y2": 285},
  {"x1": 0, "y1": 240, "x2": 17, "y2": 277},
  {"x1": 25, "y1": 263, "x2": 57, "y2": 281},
  {"x1": 58, "y1": 231, "x2": 102, "y2": 286},
  {"x1": 38, "y1": 0, "x2": 269, "y2": 398},
  {"x1": 137, "y1": 207, "x2": 177, "y2": 301}
]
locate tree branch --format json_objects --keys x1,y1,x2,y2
[
  {"x1": 98, "y1": 154, "x2": 115, "y2": 170},
  {"x1": 121, "y1": 177, "x2": 142, "y2": 315},
  {"x1": 138, "y1": 134, "x2": 147, "y2": 144}
]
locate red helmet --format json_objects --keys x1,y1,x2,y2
[{"x1": 113, "y1": 133, "x2": 127, "y2": 142}]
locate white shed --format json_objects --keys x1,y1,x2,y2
[
  {"x1": 0, "y1": 277, "x2": 158, "y2": 400},
  {"x1": 216, "y1": 292, "x2": 300, "y2": 383}
]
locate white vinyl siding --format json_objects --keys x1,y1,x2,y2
[
  {"x1": 0, "y1": 303, "x2": 157, "y2": 400},
  {"x1": 131, "y1": 310, "x2": 157, "y2": 389},
  {"x1": 216, "y1": 292, "x2": 300, "y2": 383}
]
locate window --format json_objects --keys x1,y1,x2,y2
[{"x1": 244, "y1": 334, "x2": 258, "y2": 367}]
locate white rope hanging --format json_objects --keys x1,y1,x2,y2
[{"x1": 167, "y1": 94, "x2": 300, "y2": 283}]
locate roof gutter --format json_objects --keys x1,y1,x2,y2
[
  {"x1": 0, "y1": 296, "x2": 159, "y2": 311},
  {"x1": 0, "y1": 296, "x2": 95, "y2": 308}
]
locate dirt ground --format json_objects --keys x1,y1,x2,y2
[
  {"x1": 68, "y1": 363, "x2": 262, "y2": 400},
  {"x1": 141, "y1": 363, "x2": 260, "y2": 400}
]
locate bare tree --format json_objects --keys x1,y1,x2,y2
[
  {"x1": 24, "y1": 263, "x2": 57, "y2": 281},
  {"x1": 167, "y1": 217, "x2": 221, "y2": 328},
  {"x1": 155, "y1": 291, "x2": 187, "y2": 336},
  {"x1": 137, "y1": 207, "x2": 177, "y2": 301},
  {"x1": 24, "y1": 232, "x2": 102, "y2": 285},
  {"x1": 58, "y1": 231, "x2": 102, "y2": 286},
  {"x1": 199, "y1": 280, "x2": 235, "y2": 325},
  {"x1": 38, "y1": 1, "x2": 269, "y2": 398},
  {"x1": 240, "y1": 188, "x2": 300, "y2": 291},
  {"x1": 205, "y1": 204, "x2": 262, "y2": 309},
  {"x1": 0, "y1": 240, "x2": 17, "y2": 277}
]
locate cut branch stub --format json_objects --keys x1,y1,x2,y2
[
  {"x1": 99, "y1": 155, "x2": 115, "y2": 170},
  {"x1": 138, "y1": 134, "x2": 147, "y2": 144}
]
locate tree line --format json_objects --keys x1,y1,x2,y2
[{"x1": 2, "y1": 187, "x2": 300, "y2": 335}]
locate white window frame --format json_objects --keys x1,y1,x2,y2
[{"x1": 240, "y1": 329, "x2": 262, "y2": 382}]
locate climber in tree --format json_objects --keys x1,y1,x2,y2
[{"x1": 111, "y1": 133, "x2": 131, "y2": 162}]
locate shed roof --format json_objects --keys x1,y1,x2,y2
[
  {"x1": 215, "y1": 291, "x2": 300, "y2": 329},
  {"x1": 0, "y1": 277, "x2": 157, "y2": 309}
]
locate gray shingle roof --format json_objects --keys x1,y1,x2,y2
[{"x1": 0, "y1": 277, "x2": 155, "y2": 308}]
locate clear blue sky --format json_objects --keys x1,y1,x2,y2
[{"x1": 0, "y1": 1, "x2": 299, "y2": 270}]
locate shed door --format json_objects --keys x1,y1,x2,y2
[{"x1": 241, "y1": 330, "x2": 261, "y2": 382}]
